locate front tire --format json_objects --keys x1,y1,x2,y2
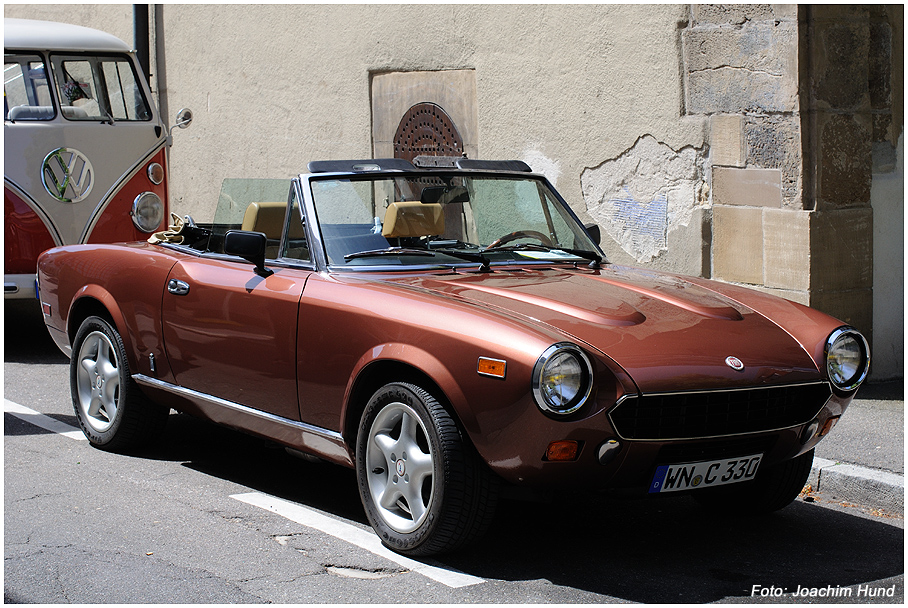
[
  {"x1": 694, "y1": 449, "x2": 814, "y2": 513},
  {"x1": 355, "y1": 382, "x2": 498, "y2": 556},
  {"x1": 71, "y1": 315, "x2": 167, "y2": 451}
]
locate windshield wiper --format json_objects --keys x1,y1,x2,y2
[
  {"x1": 482, "y1": 243, "x2": 603, "y2": 269},
  {"x1": 343, "y1": 246, "x2": 491, "y2": 271},
  {"x1": 431, "y1": 248, "x2": 491, "y2": 272},
  {"x1": 344, "y1": 247, "x2": 436, "y2": 261}
]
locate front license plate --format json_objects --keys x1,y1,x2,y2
[{"x1": 648, "y1": 453, "x2": 762, "y2": 494}]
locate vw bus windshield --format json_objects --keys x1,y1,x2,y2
[
  {"x1": 4, "y1": 54, "x2": 54, "y2": 121},
  {"x1": 50, "y1": 54, "x2": 151, "y2": 122},
  {"x1": 309, "y1": 174, "x2": 603, "y2": 269}
]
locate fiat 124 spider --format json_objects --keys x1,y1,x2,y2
[{"x1": 37, "y1": 157, "x2": 870, "y2": 556}]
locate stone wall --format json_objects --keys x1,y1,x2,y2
[{"x1": 682, "y1": 5, "x2": 812, "y2": 305}]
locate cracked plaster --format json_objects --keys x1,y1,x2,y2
[{"x1": 581, "y1": 136, "x2": 706, "y2": 263}]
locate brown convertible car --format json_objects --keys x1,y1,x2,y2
[{"x1": 37, "y1": 158, "x2": 870, "y2": 556}]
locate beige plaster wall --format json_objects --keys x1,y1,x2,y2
[
  {"x1": 157, "y1": 5, "x2": 704, "y2": 223},
  {"x1": 9, "y1": 4, "x2": 706, "y2": 275},
  {"x1": 5, "y1": 4, "x2": 134, "y2": 45}
]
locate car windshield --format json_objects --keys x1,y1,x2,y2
[{"x1": 310, "y1": 173, "x2": 602, "y2": 269}]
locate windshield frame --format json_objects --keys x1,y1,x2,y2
[{"x1": 298, "y1": 169, "x2": 607, "y2": 274}]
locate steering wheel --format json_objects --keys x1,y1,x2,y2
[{"x1": 485, "y1": 230, "x2": 554, "y2": 249}]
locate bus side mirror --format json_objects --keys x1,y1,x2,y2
[
  {"x1": 167, "y1": 108, "x2": 193, "y2": 146},
  {"x1": 174, "y1": 108, "x2": 193, "y2": 129}
]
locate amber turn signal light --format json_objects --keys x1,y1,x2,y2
[
  {"x1": 546, "y1": 440, "x2": 580, "y2": 461},
  {"x1": 477, "y1": 357, "x2": 507, "y2": 379}
]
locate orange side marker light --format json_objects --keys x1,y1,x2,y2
[
  {"x1": 477, "y1": 357, "x2": 507, "y2": 379},
  {"x1": 546, "y1": 440, "x2": 580, "y2": 461}
]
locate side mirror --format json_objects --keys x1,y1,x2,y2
[
  {"x1": 584, "y1": 223, "x2": 601, "y2": 246},
  {"x1": 224, "y1": 230, "x2": 272, "y2": 277},
  {"x1": 174, "y1": 108, "x2": 193, "y2": 129}
]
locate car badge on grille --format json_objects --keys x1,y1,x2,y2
[{"x1": 725, "y1": 356, "x2": 745, "y2": 371}]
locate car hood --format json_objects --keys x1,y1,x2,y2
[{"x1": 386, "y1": 265, "x2": 821, "y2": 393}]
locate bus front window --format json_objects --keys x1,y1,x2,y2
[
  {"x1": 52, "y1": 55, "x2": 151, "y2": 122},
  {"x1": 4, "y1": 54, "x2": 54, "y2": 121}
]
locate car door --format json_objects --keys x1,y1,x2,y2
[{"x1": 161, "y1": 256, "x2": 309, "y2": 421}]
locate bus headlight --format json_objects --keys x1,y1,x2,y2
[
  {"x1": 131, "y1": 192, "x2": 164, "y2": 233},
  {"x1": 533, "y1": 343, "x2": 593, "y2": 416},
  {"x1": 825, "y1": 327, "x2": 870, "y2": 392}
]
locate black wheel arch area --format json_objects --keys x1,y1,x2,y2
[
  {"x1": 68, "y1": 297, "x2": 116, "y2": 346},
  {"x1": 344, "y1": 360, "x2": 465, "y2": 454}
]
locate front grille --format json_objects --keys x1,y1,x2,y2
[{"x1": 609, "y1": 382, "x2": 831, "y2": 440}]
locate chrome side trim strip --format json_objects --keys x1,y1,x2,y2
[{"x1": 132, "y1": 374, "x2": 343, "y2": 442}]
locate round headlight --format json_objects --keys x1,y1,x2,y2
[
  {"x1": 533, "y1": 343, "x2": 593, "y2": 416},
  {"x1": 825, "y1": 327, "x2": 870, "y2": 392},
  {"x1": 131, "y1": 192, "x2": 165, "y2": 233}
]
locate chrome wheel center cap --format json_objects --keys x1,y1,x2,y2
[{"x1": 395, "y1": 459, "x2": 406, "y2": 476}]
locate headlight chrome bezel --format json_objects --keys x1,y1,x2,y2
[
  {"x1": 825, "y1": 327, "x2": 870, "y2": 393},
  {"x1": 532, "y1": 342, "x2": 594, "y2": 417},
  {"x1": 131, "y1": 191, "x2": 165, "y2": 233}
]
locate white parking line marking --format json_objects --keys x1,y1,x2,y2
[
  {"x1": 231, "y1": 491, "x2": 485, "y2": 588},
  {"x1": 4, "y1": 399, "x2": 86, "y2": 440}
]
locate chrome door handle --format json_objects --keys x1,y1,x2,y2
[{"x1": 167, "y1": 279, "x2": 190, "y2": 295}]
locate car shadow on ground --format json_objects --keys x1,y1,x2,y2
[
  {"x1": 127, "y1": 411, "x2": 903, "y2": 604},
  {"x1": 4, "y1": 301, "x2": 68, "y2": 364}
]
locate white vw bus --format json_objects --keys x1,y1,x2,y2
[{"x1": 4, "y1": 18, "x2": 190, "y2": 300}]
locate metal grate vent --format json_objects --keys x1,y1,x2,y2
[{"x1": 393, "y1": 103, "x2": 463, "y2": 163}]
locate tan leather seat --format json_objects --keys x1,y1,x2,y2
[
  {"x1": 241, "y1": 202, "x2": 287, "y2": 240},
  {"x1": 240, "y1": 202, "x2": 307, "y2": 259},
  {"x1": 382, "y1": 201, "x2": 445, "y2": 238}
]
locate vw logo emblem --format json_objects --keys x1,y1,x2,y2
[
  {"x1": 725, "y1": 356, "x2": 745, "y2": 371},
  {"x1": 41, "y1": 147, "x2": 94, "y2": 203}
]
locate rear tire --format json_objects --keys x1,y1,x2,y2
[
  {"x1": 694, "y1": 449, "x2": 814, "y2": 513},
  {"x1": 355, "y1": 382, "x2": 498, "y2": 555},
  {"x1": 70, "y1": 315, "x2": 167, "y2": 451}
]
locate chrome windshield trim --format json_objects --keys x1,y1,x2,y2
[{"x1": 132, "y1": 374, "x2": 344, "y2": 442}]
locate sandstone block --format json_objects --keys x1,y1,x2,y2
[
  {"x1": 809, "y1": 207, "x2": 873, "y2": 291},
  {"x1": 713, "y1": 205, "x2": 763, "y2": 284},
  {"x1": 711, "y1": 115, "x2": 744, "y2": 167},
  {"x1": 713, "y1": 167, "x2": 782, "y2": 208},
  {"x1": 764, "y1": 208, "x2": 810, "y2": 290}
]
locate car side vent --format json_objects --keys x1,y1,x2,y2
[{"x1": 609, "y1": 382, "x2": 832, "y2": 441}]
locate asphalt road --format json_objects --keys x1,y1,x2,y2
[{"x1": 4, "y1": 301, "x2": 904, "y2": 603}]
